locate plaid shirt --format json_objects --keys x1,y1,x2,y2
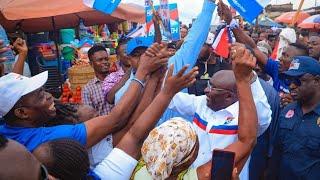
[{"x1": 82, "y1": 77, "x2": 114, "y2": 116}]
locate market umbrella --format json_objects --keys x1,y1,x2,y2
[
  {"x1": 298, "y1": 14, "x2": 320, "y2": 30},
  {"x1": 0, "y1": 0, "x2": 145, "y2": 33},
  {"x1": 256, "y1": 16, "x2": 284, "y2": 28},
  {"x1": 275, "y1": 11, "x2": 310, "y2": 25}
]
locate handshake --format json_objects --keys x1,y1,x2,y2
[{"x1": 135, "y1": 43, "x2": 198, "y2": 97}]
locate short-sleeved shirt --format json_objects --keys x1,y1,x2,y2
[
  {"x1": 264, "y1": 58, "x2": 290, "y2": 93},
  {"x1": 94, "y1": 148, "x2": 138, "y2": 179},
  {"x1": 82, "y1": 77, "x2": 114, "y2": 115},
  {"x1": 0, "y1": 123, "x2": 87, "y2": 152},
  {"x1": 277, "y1": 102, "x2": 320, "y2": 179},
  {"x1": 168, "y1": 78, "x2": 272, "y2": 180}
]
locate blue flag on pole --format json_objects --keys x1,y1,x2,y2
[
  {"x1": 227, "y1": 0, "x2": 270, "y2": 23},
  {"x1": 83, "y1": 0, "x2": 121, "y2": 14}
]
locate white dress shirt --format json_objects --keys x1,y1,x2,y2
[{"x1": 168, "y1": 78, "x2": 272, "y2": 180}]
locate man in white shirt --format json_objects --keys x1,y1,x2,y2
[{"x1": 168, "y1": 70, "x2": 272, "y2": 180}]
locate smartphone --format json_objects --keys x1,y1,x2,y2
[{"x1": 211, "y1": 149, "x2": 235, "y2": 180}]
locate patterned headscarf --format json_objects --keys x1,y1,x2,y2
[{"x1": 141, "y1": 117, "x2": 198, "y2": 180}]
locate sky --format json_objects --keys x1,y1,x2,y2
[{"x1": 122, "y1": 0, "x2": 318, "y2": 24}]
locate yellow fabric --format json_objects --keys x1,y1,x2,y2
[{"x1": 132, "y1": 165, "x2": 198, "y2": 180}]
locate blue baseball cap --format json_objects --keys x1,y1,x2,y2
[
  {"x1": 283, "y1": 56, "x2": 320, "y2": 77},
  {"x1": 126, "y1": 37, "x2": 153, "y2": 55}
]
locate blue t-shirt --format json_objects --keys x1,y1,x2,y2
[
  {"x1": 264, "y1": 58, "x2": 290, "y2": 93},
  {"x1": 0, "y1": 123, "x2": 87, "y2": 152}
]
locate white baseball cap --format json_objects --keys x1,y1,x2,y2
[{"x1": 0, "y1": 71, "x2": 48, "y2": 117}]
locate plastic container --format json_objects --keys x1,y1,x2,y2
[
  {"x1": 0, "y1": 24, "x2": 15, "y2": 73},
  {"x1": 60, "y1": 29, "x2": 75, "y2": 44},
  {"x1": 62, "y1": 46, "x2": 75, "y2": 61}
]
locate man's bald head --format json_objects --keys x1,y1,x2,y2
[
  {"x1": 205, "y1": 70, "x2": 238, "y2": 111},
  {"x1": 212, "y1": 70, "x2": 237, "y2": 92}
]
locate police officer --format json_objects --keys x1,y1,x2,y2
[{"x1": 277, "y1": 56, "x2": 320, "y2": 179}]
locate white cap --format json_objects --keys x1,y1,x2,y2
[
  {"x1": 206, "y1": 32, "x2": 215, "y2": 45},
  {"x1": 0, "y1": 71, "x2": 48, "y2": 117}
]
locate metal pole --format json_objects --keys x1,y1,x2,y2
[
  {"x1": 291, "y1": 0, "x2": 305, "y2": 26},
  {"x1": 51, "y1": 16, "x2": 63, "y2": 94}
]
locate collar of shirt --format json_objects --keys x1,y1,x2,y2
[{"x1": 92, "y1": 77, "x2": 103, "y2": 84}]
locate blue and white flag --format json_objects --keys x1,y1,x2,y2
[
  {"x1": 227, "y1": 0, "x2": 270, "y2": 23},
  {"x1": 83, "y1": 0, "x2": 121, "y2": 14}
]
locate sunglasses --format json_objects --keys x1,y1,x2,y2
[
  {"x1": 207, "y1": 81, "x2": 234, "y2": 93},
  {"x1": 40, "y1": 164, "x2": 49, "y2": 180}
]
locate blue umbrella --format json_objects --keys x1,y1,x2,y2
[{"x1": 257, "y1": 16, "x2": 284, "y2": 28}]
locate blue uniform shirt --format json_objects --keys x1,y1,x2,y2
[
  {"x1": 264, "y1": 58, "x2": 290, "y2": 93},
  {"x1": 249, "y1": 79, "x2": 281, "y2": 180},
  {"x1": 277, "y1": 102, "x2": 320, "y2": 179},
  {"x1": 0, "y1": 123, "x2": 87, "y2": 152}
]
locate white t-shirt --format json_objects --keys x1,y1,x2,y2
[
  {"x1": 168, "y1": 78, "x2": 272, "y2": 180},
  {"x1": 88, "y1": 135, "x2": 113, "y2": 168},
  {"x1": 94, "y1": 148, "x2": 138, "y2": 180}
]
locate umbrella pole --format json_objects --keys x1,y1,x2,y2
[
  {"x1": 291, "y1": 0, "x2": 305, "y2": 26},
  {"x1": 51, "y1": 16, "x2": 63, "y2": 95}
]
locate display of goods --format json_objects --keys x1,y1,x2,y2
[
  {"x1": 68, "y1": 64, "x2": 95, "y2": 90},
  {"x1": 61, "y1": 83, "x2": 82, "y2": 104},
  {"x1": 35, "y1": 42, "x2": 57, "y2": 60}
]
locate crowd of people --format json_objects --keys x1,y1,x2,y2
[{"x1": 0, "y1": 0, "x2": 320, "y2": 179}]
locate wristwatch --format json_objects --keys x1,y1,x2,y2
[{"x1": 250, "y1": 72, "x2": 258, "y2": 84}]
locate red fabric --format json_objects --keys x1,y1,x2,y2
[
  {"x1": 213, "y1": 28, "x2": 230, "y2": 58},
  {"x1": 271, "y1": 40, "x2": 279, "y2": 60}
]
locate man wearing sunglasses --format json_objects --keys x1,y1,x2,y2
[
  {"x1": 275, "y1": 56, "x2": 320, "y2": 179},
  {"x1": 167, "y1": 44, "x2": 272, "y2": 180}
]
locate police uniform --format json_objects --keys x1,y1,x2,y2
[
  {"x1": 278, "y1": 102, "x2": 320, "y2": 180},
  {"x1": 276, "y1": 56, "x2": 320, "y2": 180}
]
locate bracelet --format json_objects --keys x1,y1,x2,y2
[
  {"x1": 228, "y1": 19, "x2": 240, "y2": 30},
  {"x1": 132, "y1": 78, "x2": 145, "y2": 88}
]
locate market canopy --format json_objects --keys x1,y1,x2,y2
[
  {"x1": 0, "y1": 0, "x2": 145, "y2": 33},
  {"x1": 275, "y1": 11, "x2": 310, "y2": 25},
  {"x1": 298, "y1": 14, "x2": 320, "y2": 30}
]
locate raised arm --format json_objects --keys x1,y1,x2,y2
[
  {"x1": 169, "y1": 0, "x2": 216, "y2": 74},
  {"x1": 117, "y1": 65, "x2": 198, "y2": 159},
  {"x1": 112, "y1": 45, "x2": 171, "y2": 145},
  {"x1": 197, "y1": 44, "x2": 258, "y2": 179},
  {"x1": 218, "y1": 1, "x2": 268, "y2": 67},
  {"x1": 12, "y1": 38, "x2": 28, "y2": 75},
  {"x1": 84, "y1": 43, "x2": 169, "y2": 148},
  {"x1": 153, "y1": 11, "x2": 162, "y2": 43}
]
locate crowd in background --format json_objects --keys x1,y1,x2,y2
[{"x1": 0, "y1": 0, "x2": 320, "y2": 179}]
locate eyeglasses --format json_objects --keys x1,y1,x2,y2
[
  {"x1": 207, "y1": 81, "x2": 234, "y2": 93},
  {"x1": 40, "y1": 164, "x2": 49, "y2": 180}
]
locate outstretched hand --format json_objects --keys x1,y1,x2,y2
[
  {"x1": 218, "y1": 0, "x2": 232, "y2": 24},
  {"x1": 0, "y1": 40, "x2": 9, "y2": 63},
  {"x1": 13, "y1": 38, "x2": 28, "y2": 56},
  {"x1": 138, "y1": 43, "x2": 172, "y2": 75},
  {"x1": 230, "y1": 43, "x2": 256, "y2": 83},
  {"x1": 162, "y1": 64, "x2": 198, "y2": 96}
]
